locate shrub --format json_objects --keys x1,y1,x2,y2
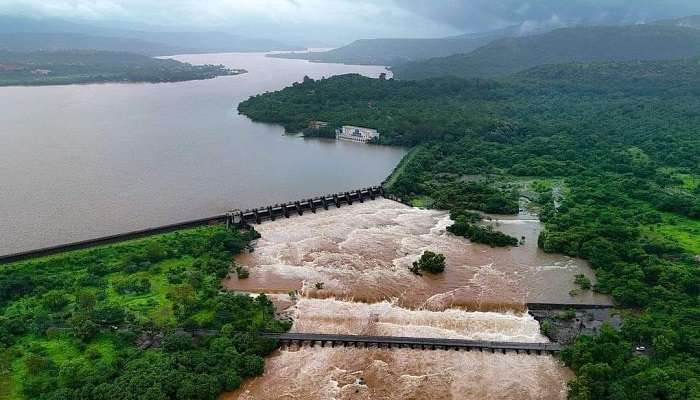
[
  {"x1": 412, "y1": 251, "x2": 446, "y2": 274},
  {"x1": 574, "y1": 274, "x2": 592, "y2": 290}
]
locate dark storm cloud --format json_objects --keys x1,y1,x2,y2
[
  {"x1": 394, "y1": 0, "x2": 700, "y2": 31},
  {"x1": 2, "y1": 0, "x2": 700, "y2": 43}
]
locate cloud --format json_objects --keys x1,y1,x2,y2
[
  {"x1": 1, "y1": 0, "x2": 700, "y2": 43},
  {"x1": 0, "y1": 0, "x2": 458, "y2": 43},
  {"x1": 392, "y1": 0, "x2": 700, "y2": 32}
]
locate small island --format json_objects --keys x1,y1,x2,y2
[{"x1": 0, "y1": 50, "x2": 246, "y2": 86}]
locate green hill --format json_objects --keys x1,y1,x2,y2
[
  {"x1": 0, "y1": 33, "x2": 177, "y2": 55},
  {"x1": 0, "y1": 15, "x2": 301, "y2": 55},
  {"x1": 393, "y1": 25, "x2": 700, "y2": 80},
  {"x1": 269, "y1": 25, "x2": 532, "y2": 66}
]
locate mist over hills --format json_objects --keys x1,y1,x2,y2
[
  {"x1": 268, "y1": 24, "x2": 547, "y2": 66},
  {"x1": 392, "y1": 24, "x2": 700, "y2": 80},
  {"x1": 654, "y1": 14, "x2": 700, "y2": 29},
  {"x1": 0, "y1": 15, "x2": 301, "y2": 55},
  {"x1": 0, "y1": 33, "x2": 177, "y2": 55}
]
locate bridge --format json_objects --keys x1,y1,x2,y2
[
  {"x1": 260, "y1": 332, "x2": 561, "y2": 355},
  {"x1": 0, "y1": 186, "x2": 391, "y2": 264},
  {"x1": 229, "y1": 186, "x2": 385, "y2": 226}
]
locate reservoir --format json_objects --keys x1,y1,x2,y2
[{"x1": 0, "y1": 53, "x2": 405, "y2": 254}]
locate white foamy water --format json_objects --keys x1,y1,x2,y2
[
  {"x1": 224, "y1": 199, "x2": 609, "y2": 399},
  {"x1": 229, "y1": 199, "x2": 610, "y2": 309},
  {"x1": 290, "y1": 298, "x2": 548, "y2": 342}
]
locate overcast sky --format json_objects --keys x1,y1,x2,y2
[{"x1": 2, "y1": 0, "x2": 700, "y2": 44}]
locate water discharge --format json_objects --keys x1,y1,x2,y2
[
  {"x1": 225, "y1": 348, "x2": 571, "y2": 400},
  {"x1": 224, "y1": 199, "x2": 608, "y2": 399},
  {"x1": 227, "y1": 199, "x2": 609, "y2": 310}
]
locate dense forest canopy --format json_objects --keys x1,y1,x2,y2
[
  {"x1": 0, "y1": 50, "x2": 238, "y2": 86},
  {"x1": 392, "y1": 25, "x2": 700, "y2": 80},
  {"x1": 0, "y1": 226, "x2": 289, "y2": 400},
  {"x1": 238, "y1": 59, "x2": 700, "y2": 399}
]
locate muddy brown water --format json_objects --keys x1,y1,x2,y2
[{"x1": 224, "y1": 200, "x2": 609, "y2": 399}]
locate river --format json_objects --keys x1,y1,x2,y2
[
  {"x1": 3, "y1": 51, "x2": 602, "y2": 399},
  {"x1": 224, "y1": 199, "x2": 610, "y2": 399},
  {"x1": 0, "y1": 52, "x2": 404, "y2": 255}
]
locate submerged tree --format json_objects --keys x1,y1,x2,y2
[{"x1": 411, "y1": 251, "x2": 446, "y2": 274}]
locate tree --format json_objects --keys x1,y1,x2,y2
[
  {"x1": 574, "y1": 274, "x2": 592, "y2": 290},
  {"x1": 146, "y1": 242, "x2": 167, "y2": 263},
  {"x1": 77, "y1": 291, "x2": 97, "y2": 311},
  {"x1": 412, "y1": 251, "x2": 446, "y2": 274},
  {"x1": 70, "y1": 314, "x2": 98, "y2": 342}
]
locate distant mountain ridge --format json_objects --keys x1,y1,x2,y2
[
  {"x1": 654, "y1": 15, "x2": 700, "y2": 29},
  {"x1": 0, "y1": 15, "x2": 301, "y2": 55},
  {"x1": 392, "y1": 24, "x2": 700, "y2": 80},
  {"x1": 268, "y1": 24, "x2": 547, "y2": 66},
  {"x1": 0, "y1": 33, "x2": 178, "y2": 55}
]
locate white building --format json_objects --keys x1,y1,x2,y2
[{"x1": 336, "y1": 125, "x2": 380, "y2": 143}]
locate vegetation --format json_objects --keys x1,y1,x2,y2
[
  {"x1": 410, "y1": 251, "x2": 446, "y2": 275},
  {"x1": 0, "y1": 50, "x2": 242, "y2": 86},
  {"x1": 574, "y1": 274, "x2": 592, "y2": 291},
  {"x1": 239, "y1": 57, "x2": 700, "y2": 399},
  {"x1": 392, "y1": 25, "x2": 700, "y2": 80},
  {"x1": 447, "y1": 218, "x2": 518, "y2": 247},
  {"x1": 574, "y1": 274, "x2": 592, "y2": 290},
  {"x1": 0, "y1": 225, "x2": 289, "y2": 400},
  {"x1": 302, "y1": 126, "x2": 336, "y2": 139}
]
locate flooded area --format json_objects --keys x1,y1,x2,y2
[
  {"x1": 228, "y1": 199, "x2": 610, "y2": 311},
  {"x1": 224, "y1": 199, "x2": 609, "y2": 399},
  {"x1": 225, "y1": 348, "x2": 571, "y2": 400}
]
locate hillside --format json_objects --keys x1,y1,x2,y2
[
  {"x1": 0, "y1": 33, "x2": 177, "y2": 55},
  {"x1": 269, "y1": 37, "x2": 493, "y2": 66},
  {"x1": 392, "y1": 25, "x2": 700, "y2": 80},
  {"x1": 238, "y1": 59, "x2": 700, "y2": 399},
  {"x1": 0, "y1": 15, "x2": 301, "y2": 55},
  {"x1": 269, "y1": 25, "x2": 532, "y2": 66},
  {"x1": 0, "y1": 50, "x2": 241, "y2": 86}
]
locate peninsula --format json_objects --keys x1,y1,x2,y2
[{"x1": 0, "y1": 50, "x2": 245, "y2": 86}]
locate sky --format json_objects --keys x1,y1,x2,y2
[{"x1": 2, "y1": 0, "x2": 700, "y2": 45}]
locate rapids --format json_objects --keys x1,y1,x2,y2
[{"x1": 224, "y1": 199, "x2": 605, "y2": 399}]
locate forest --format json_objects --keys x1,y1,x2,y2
[
  {"x1": 392, "y1": 24, "x2": 700, "y2": 80},
  {"x1": 238, "y1": 59, "x2": 700, "y2": 399},
  {"x1": 0, "y1": 226, "x2": 288, "y2": 400},
  {"x1": 0, "y1": 50, "x2": 240, "y2": 86}
]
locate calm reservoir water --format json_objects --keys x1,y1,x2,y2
[{"x1": 0, "y1": 53, "x2": 405, "y2": 255}]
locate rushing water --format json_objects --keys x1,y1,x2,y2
[
  {"x1": 0, "y1": 53, "x2": 405, "y2": 254},
  {"x1": 229, "y1": 199, "x2": 610, "y2": 310},
  {"x1": 225, "y1": 200, "x2": 610, "y2": 399}
]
